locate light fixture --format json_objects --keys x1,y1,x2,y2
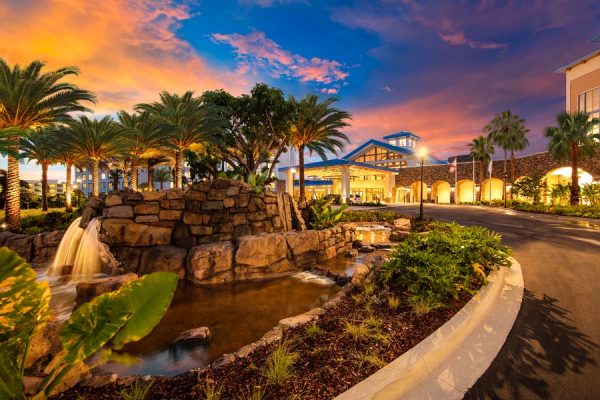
[
  {"x1": 417, "y1": 147, "x2": 428, "y2": 159},
  {"x1": 290, "y1": 168, "x2": 297, "y2": 174}
]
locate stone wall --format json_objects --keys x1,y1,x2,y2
[{"x1": 0, "y1": 230, "x2": 65, "y2": 263}]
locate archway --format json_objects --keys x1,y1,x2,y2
[
  {"x1": 543, "y1": 167, "x2": 593, "y2": 204},
  {"x1": 481, "y1": 178, "x2": 504, "y2": 201},
  {"x1": 409, "y1": 180, "x2": 426, "y2": 203},
  {"x1": 432, "y1": 180, "x2": 451, "y2": 204},
  {"x1": 456, "y1": 179, "x2": 476, "y2": 203},
  {"x1": 394, "y1": 187, "x2": 410, "y2": 203}
]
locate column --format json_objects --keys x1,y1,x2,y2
[
  {"x1": 341, "y1": 166, "x2": 351, "y2": 203},
  {"x1": 286, "y1": 169, "x2": 295, "y2": 195}
]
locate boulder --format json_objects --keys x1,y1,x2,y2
[
  {"x1": 100, "y1": 219, "x2": 172, "y2": 246},
  {"x1": 359, "y1": 245, "x2": 375, "y2": 253},
  {"x1": 0, "y1": 231, "x2": 15, "y2": 246},
  {"x1": 106, "y1": 205, "x2": 134, "y2": 219},
  {"x1": 134, "y1": 202, "x2": 160, "y2": 215},
  {"x1": 278, "y1": 308, "x2": 324, "y2": 330},
  {"x1": 175, "y1": 327, "x2": 211, "y2": 343},
  {"x1": 141, "y1": 191, "x2": 165, "y2": 201},
  {"x1": 284, "y1": 230, "x2": 319, "y2": 267},
  {"x1": 235, "y1": 233, "x2": 295, "y2": 280},
  {"x1": 105, "y1": 194, "x2": 123, "y2": 207},
  {"x1": 4, "y1": 234, "x2": 34, "y2": 260},
  {"x1": 389, "y1": 230, "x2": 410, "y2": 242},
  {"x1": 25, "y1": 328, "x2": 51, "y2": 368},
  {"x1": 76, "y1": 273, "x2": 139, "y2": 305},
  {"x1": 393, "y1": 218, "x2": 412, "y2": 231},
  {"x1": 82, "y1": 373, "x2": 119, "y2": 388},
  {"x1": 351, "y1": 263, "x2": 371, "y2": 286},
  {"x1": 139, "y1": 246, "x2": 187, "y2": 278},
  {"x1": 186, "y1": 242, "x2": 234, "y2": 284}
]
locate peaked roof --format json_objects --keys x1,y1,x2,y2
[
  {"x1": 382, "y1": 131, "x2": 420, "y2": 140},
  {"x1": 342, "y1": 139, "x2": 415, "y2": 160},
  {"x1": 278, "y1": 158, "x2": 398, "y2": 173}
]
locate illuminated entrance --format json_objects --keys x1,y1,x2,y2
[
  {"x1": 481, "y1": 178, "x2": 504, "y2": 201},
  {"x1": 456, "y1": 179, "x2": 476, "y2": 203},
  {"x1": 432, "y1": 180, "x2": 451, "y2": 204}
]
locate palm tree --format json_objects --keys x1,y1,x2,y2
[
  {"x1": 20, "y1": 129, "x2": 56, "y2": 211},
  {"x1": 144, "y1": 156, "x2": 171, "y2": 191},
  {"x1": 115, "y1": 111, "x2": 171, "y2": 192},
  {"x1": 544, "y1": 111, "x2": 599, "y2": 205},
  {"x1": 51, "y1": 126, "x2": 82, "y2": 212},
  {"x1": 485, "y1": 110, "x2": 529, "y2": 186},
  {"x1": 64, "y1": 116, "x2": 121, "y2": 196},
  {"x1": 469, "y1": 136, "x2": 495, "y2": 201},
  {"x1": 0, "y1": 59, "x2": 95, "y2": 230},
  {"x1": 290, "y1": 95, "x2": 351, "y2": 202},
  {"x1": 135, "y1": 92, "x2": 219, "y2": 189},
  {"x1": 152, "y1": 167, "x2": 172, "y2": 191}
]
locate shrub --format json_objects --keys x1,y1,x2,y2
[
  {"x1": 310, "y1": 197, "x2": 348, "y2": 229},
  {"x1": 381, "y1": 223, "x2": 511, "y2": 312},
  {"x1": 339, "y1": 210, "x2": 406, "y2": 223}
]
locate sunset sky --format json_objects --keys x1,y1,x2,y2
[{"x1": 1, "y1": 0, "x2": 599, "y2": 180}]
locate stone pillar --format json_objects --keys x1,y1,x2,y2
[
  {"x1": 386, "y1": 173, "x2": 395, "y2": 202},
  {"x1": 286, "y1": 169, "x2": 294, "y2": 195},
  {"x1": 341, "y1": 166, "x2": 351, "y2": 203}
]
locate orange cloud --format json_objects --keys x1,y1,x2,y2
[{"x1": 0, "y1": 0, "x2": 248, "y2": 114}]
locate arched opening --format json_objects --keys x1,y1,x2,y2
[
  {"x1": 409, "y1": 180, "x2": 427, "y2": 203},
  {"x1": 456, "y1": 179, "x2": 476, "y2": 203},
  {"x1": 432, "y1": 180, "x2": 451, "y2": 204},
  {"x1": 394, "y1": 187, "x2": 410, "y2": 203},
  {"x1": 543, "y1": 167, "x2": 593, "y2": 204},
  {"x1": 481, "y1": 178, "x2": 504, "y2": 201},
  {"x1": 511, "y1": 176, "x2": 532, "y2": 202}
]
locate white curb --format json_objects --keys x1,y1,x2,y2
[{"x1": 335, "y1": 257, "x2": 524, "y2": 400}]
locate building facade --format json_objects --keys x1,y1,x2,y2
[
  {"x1": 25, "y1": 179, "x2": 65, "y2": 197},
  {"x1": 74, "y1": 167, "x2": 178, "y2": 196}
]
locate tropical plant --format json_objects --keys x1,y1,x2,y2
[
  {"x1": 64, "y1": 116, "x2": 122, "y2": 196},
  {"x1": 544, "y1": 111, "x2": 600, "y2": 205},
  {"x1": 550, "y1": 182, "x2": 571, "y2": 205},
  {"x1": 485, "y1": 110, "x2": 529, "y2": 184},
  {"x1": 152, "y1": 167, "x2": 172, "y2": 190},
  {"x1": 290, "y1": 94, "x2": 351, "y2": 202},
  {"x1": 20, "y1": 129, "x2": 56, "y2": 211},
  {"x1": 469, "y1": 135, "x2": 495, "y2": 195},
  {"x1": 51, "y1": 126, "x2": 82, "y2": 212},
  {"x1": 0, "y1": 59, "x2": 95, "y2": 231},
  {"x1": 115, "y1": 111, "x2": 171, "y2": 192},
  {"x1": 310, "y1": 196, "x2": 349, "y2": 229},
  {"x1": 0, "y1": 247, "x2": 178, "y2": 399},
  {"x1": 201, "y1": 84, "x2": 295, "y2": 180},
  {"x1": 143, "y1": 156, "x2": 170, "y2": 191},
  {"x1": 581, "y1": 183, "x2": 600, "y2": 205},
  {"x1": 183, "y1": 148, "x2": 223, "y2": 181},
  {"x1": 136, "y1": 91, "x2": 221, "y2": 189},
  {"x1": 511, "y1": 176, "x2": 546, "y2": 204}
]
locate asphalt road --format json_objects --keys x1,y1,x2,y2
[{"x1": 386, "y1": 204, "x2": 600, "y2": 400}]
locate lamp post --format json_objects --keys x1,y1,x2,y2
[
  {"x1": 417, "y1": 148, "x2": 428, "y2": 220},
  {"x1": 503, "y1": 172, "x2": 508, "y2": 208}
]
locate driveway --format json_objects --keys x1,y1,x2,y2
[{"x1": 387, "y1": 204, "x2": 600, "y2": 400}]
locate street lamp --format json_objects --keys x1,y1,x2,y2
[
  {"x1": 503, "y1": 172, "x2": 508, "y2": 208},
  {"x1": 417, "y1": 147, "x2": 428, "y2": 220}
]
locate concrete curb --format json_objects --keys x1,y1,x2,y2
[{"x1": 335, "y1": 257, "x2": 524, "y2": 400}]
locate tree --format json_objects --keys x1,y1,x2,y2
[
  {"x1": 511, "y1": 176, "x2": 546, "y2": 204},
  {"x1": 201, "y1": 84, "x2": 294, "y2": 180},
  {"x1": 64, "y1": 116, "x2": 122, "y2": 196},
  {"x1": 469, "y1": 135, "x2": 495, "y2": 200},
  {"x1": 184, "y1": 148, "x2": 223, "y2": 181},
  {"x1": 51, "y1": 126, "x2": 82, "y2": 212},
  {"x1": 0, "y1": 59, "x2": 95, "y2": 231},
  {"x1": 135, "y1": 91, "x2": 220, "y2": 189},
  {"x1": 485, "y1": 110, "x2": 529, "y2": 185},
  {"x1": 290, "y1": 95, "x2": 351, "y2": 202},
  {"x1": 581, "y1": 183, "x2": 600, "y2": 205},
  {"x1": 144, "y1": 156, "x2": 170, "y2": 191},
  {"x1": 544, "y1": 111, "x2": 599, "y2": 205},
  {"x1": 20, "y1": 129, "x2": 56, "y2": 211},
  {"x1": 0, "y1": 170, "x2": 29, "y2": 210},
  {"x1": 115, "y1": 111, "x2": 171, "y2": 192},
  {"x1": 153, "y1": 167, "x2": 172, "y2": 190}
]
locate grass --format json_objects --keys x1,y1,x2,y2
[
  {"x1": 118, "y1": 379, "x2": 154, "y2": 400},
  {"x1": 239, "y1": 385, "x2": 267, "y2": 400},
  {"x1": 343, "y1": 320, "x2": 375, "y2": 341},
  {"x1": 353, "y1": 351, "x2": 388, "y2": 368},
  {"x1": 305, "y1": 322, "x2": 323, "y2": 339},
  {"x1": 363, "y1": 281, "x2": 376, "y2": 296},
  {"x1": 198, "y1": 381, "x2": 222, "y2": 400},
  {"x1": 263, "y1": 343, "x2": 298, "y2": 386},
  {"x1": 387, "y1": 295, "x2": 401, "y2": 310},
  {"x1": 408, "y1": 296, "x2": 441, "y2": 316}
]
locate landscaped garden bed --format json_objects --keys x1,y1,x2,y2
[{"x1": 52, "y1": 222, "x2": 511, "y2": 400}]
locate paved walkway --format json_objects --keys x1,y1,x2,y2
[{"x1": 387, "y1": 204, "x2": 600, "y2": 400}]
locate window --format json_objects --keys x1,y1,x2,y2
[{"x1": 578, "y1": 87, "x2": 600, "y2": 135}]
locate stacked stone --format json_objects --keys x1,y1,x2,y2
[
  {"x1": 316, "y1": 224, "x2": 355, "y2": 262},
  {"x1": 0, "y1": 230, "x2": 65, "y2": 263}
]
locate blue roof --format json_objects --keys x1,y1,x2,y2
[
  {"x1": 279, "y1": 158, "x2": 398, "y2": 173},
  {"x1": 293, "y1": 180, "x2": 333, "y2": 187},
  {"x1": 342, "y1": 139, "x2": 415, "y2": 160},
  {"x1": 382, "y1": 131, "x2": 420, "y2": 140}
]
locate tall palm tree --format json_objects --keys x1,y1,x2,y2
[
  {"x1": 485, "y1": 110, "x2": 529, "y2": 185},
  {"x1": 20, "y1": 129, "x2": 56, "y2": 211},
  {"x1": 290, "y1": 95, "x2": 351, "y2": 202},
  {"x1": 544, "y1": 111, "x2": 599, "y2": 205},
  {"x1": 64, "y1": 116, "x2": 121, "y2": 196},
  {"x1": 469, "y1": 136, "x2": 495, "y2": 201},
  {"x1": 135, "y1": 92, "x2": 219, "y2": 189},
  {"x1": 152, "y1": 167, "x2": 172, "y2": 191},
  {"x1": 144, "y1": 156, "x2": 171, "y2": 191},
  {"x1": 0, "y1": 59, "x2": 95, "y2": 230},
  {"x1": 51, "y1": 126, "x2": 82, "y2": 212},
  {"x1": 115, "y1": 111, "x2": 171, "y2": 192}
]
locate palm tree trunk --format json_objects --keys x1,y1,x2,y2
[
  {"x1": 92, "y1": 160, "x2": 99, "y2": 196},
  {"x1": 479, "y1": 162, "x2": 484, "y2": 202},
  {"x1": 175, "y1": 150, "x2": 183, "y2": 189},
  {"x1": 6, "y1": 153, "x2": 21, "y2": 232},
  {"x1": 160, "y1": 181, "x2": 164, "y2": 191},
  {"x1": 123, "y1": 167, "x2": 130, "y2": 190},
  {"x1": 65, "y1": 163, "x2": 73, "y2": 213},
  {"x1": 298, "y1": 145, "x2": 305, "y2": 202},
  {"x1": 147, "y1": 165, "x2": 154, "y2": 192},
  {"x1": 41, "y1": 161, "x2": 49, "y2": 211},
  {"x1": 510, "y1": 150, "x2": 516, "y2": 183},
  {"x1": 130, "y1": 160, "x2": 138, "y2": 192},
  {"x1": 571, "y1": 144, "x2": 580, "y2": 205}
]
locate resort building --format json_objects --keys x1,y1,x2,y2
[
  {"x1": 74, "y1": 167, "x2": 180, "y2": 196},
  {"x1": 25, "y1": 179, "x2": 65, "y2": 197},
  {"x1": 279, "y1": 131, "x2": 445, "y2": 203}
]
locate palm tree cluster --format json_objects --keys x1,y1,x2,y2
[{"x1": 0, "y1": 59, "x2": 352, "y2": 231}]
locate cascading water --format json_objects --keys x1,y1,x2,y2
[{"x1": 48, "y1": 217, "x2": 102, "y2": 279}]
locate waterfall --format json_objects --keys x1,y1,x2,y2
[
  {"x1": 72, "y1": 219, "x2": 102, "y2": 278},
  {"x1": 48, "y1": 217, "x2": 102, "y2": 279},
  {"x1": 48, "y1": 217, "x2": 84, "y2": 276}
]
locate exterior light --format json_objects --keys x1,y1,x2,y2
[
  {"x1": 290, "y1": 168, "x2": 297, "y2": 174},
  {"x1": 0, "y1": 223, "x2": 6, "y2": 230},
  {"x1": 417, "y1": 147, "x2": 428, "y2": 159}
]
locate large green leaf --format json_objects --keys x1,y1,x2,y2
[
  {"x1": 0, "y1": 248, "x2": 50, "y2": 400},
  {"x1": 109, "y1": 272, "x2": 178, "y2": 349}
]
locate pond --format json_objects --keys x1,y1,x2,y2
[{"x1": 40, "y1": 269, "x2": 340, "y2": 377}]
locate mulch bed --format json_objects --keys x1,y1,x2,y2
[{"x1": 55, "y1": 282, "x2": 474, "y2": 400}]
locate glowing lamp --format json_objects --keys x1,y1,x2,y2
[
  {"x1": 290, "y1": 168, "x2": 297, "y2": 174},
  {"x1": 417, "y1": 147, "x2": 428, "y2": 159}
]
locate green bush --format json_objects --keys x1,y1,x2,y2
[
  {"x1": 310, "y1": 197, "x2": 348, "y2": 229},
  {"x1": 381, "y1": 223, "x2": 511, "y2": 312},
  {"x1": 511, "y1": 203, "x2": 600, "y2": 218},
  {"x1": 339, "y1": 210, "x2": 406, "y2": 223},
  {"x1": 1, "y1": 208, "x2": 81, "y2": 233}
]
